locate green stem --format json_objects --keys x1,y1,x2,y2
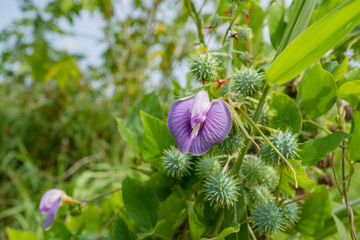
[
  {"x1": 248, "y1": 224, "x2": 258, "y2": 240},
  {"x1": 257, "y1": 124, "x2": 280, "y2": 133},
  {"x1": 82, "y1": 187, "x2": 122, "y2": 205},
  {"x1": 189, "y1": 82, "x2": 217, "y2": 92},
  {"x1": 237, "y1": 107, "x2": 298, "y2": 188},
  {"x1": 303, "y1": 119, "x2": 332, "y2": 135},
  {"x1": 282, "y1": 173, "x2": 353, "y2": 206},
  {"x1": 232, "y1": 84, "x2": 271, "y2": 176},
  {"x1": 225, "y1": 4, "x2": 236, "y2": 93},
  {"x1": 185, "y1": 0, "x2": 205, "y2": 46}
]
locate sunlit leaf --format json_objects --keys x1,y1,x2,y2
[{"x1": 266, "y1": 0, "x2": 360, "y2": 85}]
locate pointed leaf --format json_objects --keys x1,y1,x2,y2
[
  {"x1": 301, "y1": 63, "x2": 337, "y2": 118},
  {"x1": 349, "y1": 110, "x2": 360, "y2": 161},
  {"x1": 300, "y1": 131, "x2": 351, "y2": 166},
  {"x1": 266, "y1": 0, "x2": 360, "y2": 85},
  {"x1": 122, "y1": 176, "x2": 159, "y2": 232},
  {"x1": 269, "y1": 92, "x2": 302, "y2": 133},
  {"x1": 338, "y1": 80, "x2": 360, "y2": 108},
  {"x1": 140, "y1": 111, "x2": 176, "y2": 160},
  {"x1": 116, "y1": 118, "x2": 140, "y2": 158}
]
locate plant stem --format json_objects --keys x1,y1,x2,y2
[
  {"x1": 226, "y1": 4, "x2": 236, "y2": 93},
  {"x1": 189, "y1": 82, "x2": 217, "y2": 92},
  {"x1": 94, "y1": 206, "x2": 124, "y2": 240},
  {"x1": 185, "y1": 0, "x2": 205, "y2": 46},
  {"x1": 338, "y1": 99, "x2": 357, "y2": 240},
  {"x1": 82, "y1": 187, "x2": 122, "y2": 205},
  {"x1": 232, "y1": 84, "x2": 271, "y2": 176},
  {"x1": 248, "y1": 224, "x2": 258, "y2": 240},
  {"x1": 282, "y1": 173, "x2": 353, "y2": 206},
  {"x1": 303, "y1": 119, "x2": 332, "y2": 135}
]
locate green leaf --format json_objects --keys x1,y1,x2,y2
[
  {"x1": 127, "y1": 92, "x2": 163, "y2": 142},
  {"x1": 296, "y1": 185, "x2": 332, "y2": 236},
  {"x1": 323, "y1": 61, "x2": 339, "y2": 74},
  {"x1": 200, "y1": 226, "x2": 240, "y2": 240},
  {"x1": 194, "y1": 193, "x2": 216, "y2": 235},
  {"x1": 6, "y1": 228, "x2": 41, "y2": 240},
  {"x1": 122, "y1": 176, "x2": 159, "y2": 232},
  {"x1": 349, "y1": 110, "x2": 360, "y2": 161},
  {"x1": 110, "y1": 217, "x2": 136, "y2": 240},
  {"x1": 116, "y1": 118, "x2": 140, "y2": 158},
  {"x1": 146, "y1": 172, "x2": 175, "y2": 201},
  {"x1": 309, "y1": 0, "x2": 345, "y2": 25},
  {"x1": 342, "y1": 67, "x2": 360, "y2": 85},
  {"x1": 224, "y1": 186, "x2": 249, "y2": 240},
  {"x1": 275, "y1": 0, "x2": 316, "y2": 58},
  {"x1": 282, "y1": 159, "x2": 316, "y2": 191},
  {"x1": 156, "y1": 193, "x2": 187, "y2": 239},
  {"x1": 300, "y1": 131, "x2": 351, "y2": 166},
  {"x1": 301, "y1": 63, "x2": 337, "y2": 118},
  {"x1": 188, "y1": 201, "x2": 206, "y2": 240},
  {"x1": 43, "y1": 220, "x2": 73, "y2": 240},
  {"x1": 266, "y1": 0, "x2": 360, "y2": 85},
  {"x1": 140, "y1": 111, "x2": 176, "y2": 160},
  {"x1": 338, "y1": 80, "x2": 360, "y2": 108},
  {"x1": 332, "y1": 213, "x2": 351, "y2": 240},
  {"x1": 333, "y1": 57, "x2": 348, "y2": 81},
  {"x1": 269, "y1": 92, "x2": 302, "y2": 133},
  {"x1": 268, "y1": 0, "x2": 287, "y2": 49}
]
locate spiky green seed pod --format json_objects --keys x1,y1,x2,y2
[
  {"x1": 237, "y1": 25, "x2": 252, "y2": 41},
  {"x1": 241, "y1": 155, "x2": 266, "y2": 185},
  {"x1": 246, "y1": 185, "x2": 272, "y2": 205},
  {"x1": 162, "y1": 146, "x2": 192, "y2": 179},
  {"x1": 189, "y1": 52, "x2": 221, "y2": 83},
  {"x1": 204, "y1": 173, "x2": 240, "y2": 207},
  {"x1": 261, "y1": 129, "x2": 300, "y2": 165},
  {"x1": 280, "y1": 201, "x2": 300, "y2": 227},
  {"x1": 231, "y1": 66, "x2": 265, "y2": 96},
  {"x1": 251, "y1": 203, "x2": 286, "y2": 235},
  {"x1": 262, "y1": 165, "x2": 279, "y2": 190},
  {"x1": 209, "y1": 15, "x2": 222, "y2": 29},
  {"x1": 213, "y1": 132, "x2": 243, "y2": 154},
  {"x1": 195, "y1": 157, "x2": 221, "y2": 179}
]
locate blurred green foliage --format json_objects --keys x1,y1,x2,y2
[{"x1": 0, "y1": 0, "x2": 195, "y2": 238}]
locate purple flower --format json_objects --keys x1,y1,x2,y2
[
  {"x1": 167, "y1": 90, "x2": 232, "y2": 155},
  {"x1": 39, "y1": 189, "x2": 67, "y2": 230}
]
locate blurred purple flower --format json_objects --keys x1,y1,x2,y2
[
  {"x1": 39, "y1": 189, "x2": 67, "y2": 230},
  {"x1": 167, "y1": 90, "x2": 232, "y2": 155}
]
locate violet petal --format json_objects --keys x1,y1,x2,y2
[
  {"x1": 43, "y1": 197, "x2": 61, "y2": 230},
  {"x1": 190, "y1": 90, "x2": 211, "y2": 127},
  {"x1": 167, "y1": 96, "x2": 194, "y2": 153},
  {"x1": 39, "y1": 189, "x2": 64, "y2": 213},
  {"x1": 189, "y1": 99, "x2": 232, "y2": 155}
]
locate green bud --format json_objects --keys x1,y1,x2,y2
[
  {"x1": 204, "y1": 173, "x2": 240, "y2": 207},
  {"x1": 251, "y1": 203, "x2": 285, "y2": 235},
  {"x1": 237, "y1": 25, "x2": 252, "y2": 41},
  {"x1": 261, "y1": 129, "x2": 300, "y2": 165},
  {"x1": 209, "y1": 15, "x2": 222, "y2": 28},
  {"x1": 241, "y1": 155, "x2": 266, "y2": 185},
  {"x1": 246, "y1": 185, "x2": 273, "y2": 206},
  {"x1": 231, "y1": 66, "x2": 265, "y2": 96},
  {"x1": 162, "y1": 146, "x2": 192, "y2": 179},
  {"x1": 195, "y1": 157, "x2": 221, "y2": 179},
  {"x1": 189, "y1": 51, "x2": 221, "y2": 83}
]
